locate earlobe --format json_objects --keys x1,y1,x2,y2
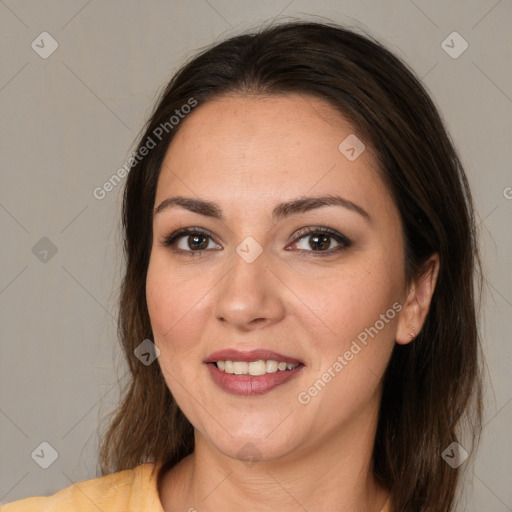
[{"x1": 395, "y1": 253, "x2": 440, "y2": 345}]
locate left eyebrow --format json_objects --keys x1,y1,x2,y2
[
  {"x1": 271, "y1": 195, "x2": 371, "y2": 224},
  {"x1": 153, "y1": 194, "x2": 371, "y2": 224}
]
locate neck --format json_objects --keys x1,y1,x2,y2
[{"x1": 159, "y1": 404, "x2": 389, "y2": 512}]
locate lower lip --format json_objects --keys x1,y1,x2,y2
[{"x1": 206, "y1": 363, "x2": 304, "y2": 396}]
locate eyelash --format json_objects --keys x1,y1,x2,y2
[{"x1": 160, "y1": 226, "x2": 352, "y2": 257}]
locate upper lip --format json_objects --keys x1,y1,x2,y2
[{"x1": 204, "y1": 349, "x2": 304, "y2": 365}]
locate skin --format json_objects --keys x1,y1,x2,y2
[{"x1": 146, "y1": 93, "x2": 439, "y2": 511}]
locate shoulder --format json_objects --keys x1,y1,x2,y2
[
  {"x1": 1, "y1": 462, "x2": 164, "y2": 512},
  {"x1": 381, "y1": 496, "x2": 392, "y2": 512}
]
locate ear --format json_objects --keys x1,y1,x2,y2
[{"x1": 396, "y1": 253, "x2": 440, "y2": 345}]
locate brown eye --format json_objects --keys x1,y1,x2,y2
[
  {"x1": 187, "y1": 233, "x2": 210, "y2": 250},
  {"x1": 289, "y1": 227, "x2": 352, "y2": 255},
  {"x1": 162, "y1": 228, "x2": 222, "y2": 253},
  {"x1": 295, "y1": 233, "x2": 340, "y2": 252},
  {"x1": 307, "y1": 234, "x2": 332, "y2": 251}
]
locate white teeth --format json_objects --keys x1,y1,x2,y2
[
  {"x1": 249, "y1": 360, "x2": 267, "y2": 376},
  {"x1": 233, "y1": 361, "x2": 248, "y2": 374},
  {"x1": 215, "y1": 359, "x2": 299, "y2": 375},
  {"x1": 266, "y1": 360, "x2": 278, "y2": 373}
]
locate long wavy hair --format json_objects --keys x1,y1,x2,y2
[{"x1": 99, "y1": 20, "x2": 483, "y2": 511}]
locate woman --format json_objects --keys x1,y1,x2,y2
[{"x1": 3, "y1": 20, "x2": 483, "y2": 512}]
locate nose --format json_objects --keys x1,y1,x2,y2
[{"x1": 212, "y1": 249, "x2": 286, "y2": 331}]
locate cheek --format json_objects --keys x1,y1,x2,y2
[
  {"x1": 292, "y1": 267, "x2": 400, "y2": 428},
  {"x1": 145, "y1": 255, "x2": 210, "y2": 356},
  {"x1": 333, "y1": 272, "x2": 397, "y2": 339},
  {"x1": 288, "y1": 253, "x2": 402, "y2": 349}
]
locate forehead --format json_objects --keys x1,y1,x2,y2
[{"x1": 155, "y1": 93, "x2": 393, "y2": 219}]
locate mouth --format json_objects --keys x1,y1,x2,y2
[
  {"x1": 204, "y1": 349, "x2": 305, "y2": 396},
  {"x1": 215, "y1": 359, "x2": 300, "y2": 375}
]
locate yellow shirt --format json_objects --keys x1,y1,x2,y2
[
  {"x1": 1, "y1": 462, "x2": 164, "y2": 512},
  {"x1": 1, "y1": 461, "x2": 391, "y2": 511}
]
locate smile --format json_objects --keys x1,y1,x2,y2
[
  {"x1": 215, "y1": 360, "x2": 299, "y2": 375},
  {"x1": 204, "y1": 349, "x2": 305, "y2": 395}
]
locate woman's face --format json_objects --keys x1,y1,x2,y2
[{"x1": 146, "y1": 93, "x2": 411, "y2": 463}]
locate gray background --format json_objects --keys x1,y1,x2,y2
[{"x1": 1, "y1": 0, "x2": 511, "y2": 509}]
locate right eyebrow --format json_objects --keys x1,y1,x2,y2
[{"x1": 154, "y1": 196, "x2": 223, "y2": 219}]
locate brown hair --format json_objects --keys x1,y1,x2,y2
[{"x1": 99, "y1": 20, "x2": 483, "y2": 511}]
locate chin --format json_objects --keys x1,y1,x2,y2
[{"x1": 209, "y1": 432, "x2": 301, "y2": 466}]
